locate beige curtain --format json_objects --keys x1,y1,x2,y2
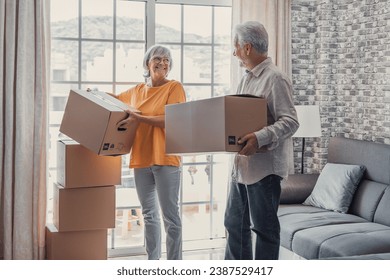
[
  {"x1": 231, "y1": 0, "x2": 292, "y2": 92},
  {"x1": 0, "y1": 0, "x2": 50, "y2": 260}
]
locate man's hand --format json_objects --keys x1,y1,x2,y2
[{"x1": 238, "y1": 133, "x2": 259, "y2": 156}]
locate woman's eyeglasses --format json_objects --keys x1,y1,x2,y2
[{"x1": 151, "y1": 56, "x2": 170, "y2": 64}]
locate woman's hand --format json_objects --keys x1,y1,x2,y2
[
  {"x1": 118, "y1": 110, "x2": 166, "y2": 128},
  {"x1": 117, "y1": 109, "x2": 141, "y2": 129}
]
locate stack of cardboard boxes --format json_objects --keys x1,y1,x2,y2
[
  {"x1": 45, "y1": 89, "x2": 139, "y2": 260},
  {"x1": 45, "y1": 89, "x2": 268, "y2": 259},
  {"x1": 45, "y1": 140, "x2": 120, "y2": 259}
]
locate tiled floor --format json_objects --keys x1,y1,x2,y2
[{"x1": 110, "y1": 248, "x2": 225, "y2": 260}]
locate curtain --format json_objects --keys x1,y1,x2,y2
[
  {"x1": 0, "y1": 0, "x2": 50, "y2": 260},
  {"x1": 231, "y1": 0, "x2": 292, "y2": 92}
]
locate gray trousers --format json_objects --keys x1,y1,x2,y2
[{"x1": 134, "y1": 165, "x2": 182, "y2": 260}]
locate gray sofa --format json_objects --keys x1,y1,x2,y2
[{"x1": 278, "y1": 137, "x2": 390, "y2": 260}]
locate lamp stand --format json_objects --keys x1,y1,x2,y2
[{"x1": 301, "y1": 137, "x2": 305, "y2": 174}]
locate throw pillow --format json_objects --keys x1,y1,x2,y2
[{"x1": 303, "y1": 163, "x2": 366, "y2": 213}]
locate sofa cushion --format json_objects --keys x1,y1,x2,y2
[
  {"x1": 373, "y1": 188, "x2": 390, "y2": 227},
  {"x1": 328, "y1": 137, "x2": 390, "y2": 185},
  {"x1": 278, "y1": 204, "x2": 367, "y2": 250},
  {"x1": 278, "y1": 204, "x2": 328, "y2": 217},
  {"x1": 303, "y1": 163, "x2": 366, "y2": 213},
  {"x1": 348, "y1": 180, "x2": 388, "y2": 221},
  {"x1": 323, "y1": 252, "x2": 390, "y2": 260},
  {"x1": 280, "y1": 174, "x2": 319, "y2": 204},
  {"x1": 291, "y1": 222, "x2": 390, "y2": 259}
]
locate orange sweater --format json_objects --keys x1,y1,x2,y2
[{"x1": 118, "y1": 80, "x2": 186, "y2": 168}]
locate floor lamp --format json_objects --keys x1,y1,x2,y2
[{"x1": 293, "y1": 105, "x2": 322, "y2": 174}]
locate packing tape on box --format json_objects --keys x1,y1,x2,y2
[{"x1": 90, "y1": 91, "x2": 129, "y2": 111}]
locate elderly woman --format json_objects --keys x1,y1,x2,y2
[{"x1": 114, "y1": 45, "x2": 186, "y2": 260}]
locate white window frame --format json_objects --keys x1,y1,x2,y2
[{"x1": 50, "y1": 0, "x2": 232, "y2": 257}]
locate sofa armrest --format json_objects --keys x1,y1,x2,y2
[{"x1": 280, "y1": 174, "x2": 319, "y2": 204}]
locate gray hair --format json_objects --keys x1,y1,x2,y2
[
  {"x1": 233, "y1": 21, "x2": 268, "y2": 55},
  {"x1": 143, "y1": 45, "x2": 173, "y2": 78}
]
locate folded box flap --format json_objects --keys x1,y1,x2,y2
[
  {"x1": 89, "y1": 90, "x2": 140, "y2": 113},
  {"x1": 229, "y1": 94, "x2": 264, "y2": 99}
]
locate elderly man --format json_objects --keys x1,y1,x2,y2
[{"x1": 224, "y1": 21, "x2": 299, "y2": 260}]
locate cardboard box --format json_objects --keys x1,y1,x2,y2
[
  {"x1": 60, "y1": 89, "x2": 139, "y2": 156},
  {"x1": 45, "y1": 224, "x2": 107, "y2": 260},
  {"x1": 165, "y1": 95, "x2": 267, "y2": 154},
  {"x1": 57, "y1": 139, "x2": 121, "y2": 188},
  {"x1": 53, "y1": 183, "x2": 116, "y2": 231}
]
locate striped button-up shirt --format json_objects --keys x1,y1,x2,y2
[{"x1": 232, "y1": 57, "x2": 299, "y2": 185}]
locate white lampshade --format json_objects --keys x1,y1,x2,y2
[{"x1": 293, "y1": 105, "x2": 321, "y2": 138}]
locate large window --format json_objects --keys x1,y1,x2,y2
[{"x1": 49, "y1": 0, "x2": 232, "y2": 257}]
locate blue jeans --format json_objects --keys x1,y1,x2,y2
[
  {"x1": 224, "y1": 175, "x2": 282, "y2": 260},
  {"x1": 134, "y1": 165, "x2": 182, "y2": 260}
]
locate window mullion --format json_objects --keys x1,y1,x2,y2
[
  {"x1": 78, "y1": 0, "x2": 82, "y2": 89},
  {"x1": 180, "y1": 4, "x2": 184, "y2": 82},
  {"x1": 146, "y1": 0, "x2": 156, "y2": 49},
  {"x1": 113, "y1": 0, "x2": 117, "y2": 94},
  {"x1": 156, "y1": 0, "x2": 232, "y2": 7}
]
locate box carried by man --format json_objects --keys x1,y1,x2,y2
[
  {"x1": 60, "y1": 89, "x2": 140, "y2": 156},
  {"x1": 165, "y1": 95, "x2": 267, "y2": 154}
]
